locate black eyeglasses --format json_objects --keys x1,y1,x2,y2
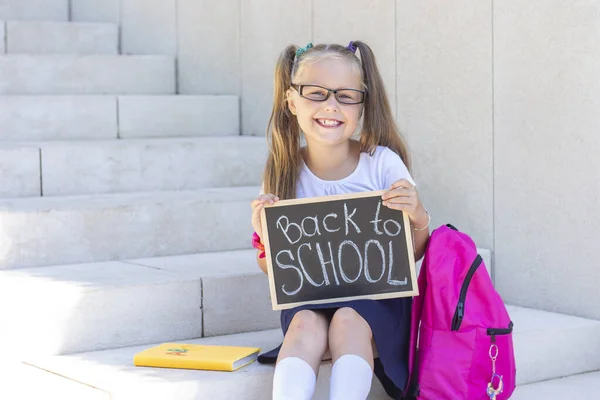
[{"x1": 290, "y1": 84, "x2": 366, "y2": 105}]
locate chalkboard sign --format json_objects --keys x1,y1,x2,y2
[{"x1": 261, "y1": 191, "x2": 418, "y2": 310}]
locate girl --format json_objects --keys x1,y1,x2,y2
[{"x1": 251, "y1": 41, "x2": 430, "y2": 400}]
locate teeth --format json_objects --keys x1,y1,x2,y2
[{"x1": 318, "y1": 119, "x2": 341, "y2": 126}]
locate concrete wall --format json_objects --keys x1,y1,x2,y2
[
  {"x1": 69, "y1": 0, "x2": 599, "y2": 319},
  {"x1": 493, "y1": 0, "x2": 600, "y2": 319}
]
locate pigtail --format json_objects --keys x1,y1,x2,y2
[
  {"x1": 353, "y1": 41, "x2": 412, "y2": 172},
  {"x1": 263, "y1": 45, "x2": 303, "y2": 199}
]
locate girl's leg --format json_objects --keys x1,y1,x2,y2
[
  {"x1": 273, "y1": 310, "x2": 329, "y2": 400},
  {"x1": 328, "y1": 307, "x2": 374, "y2": 400}
]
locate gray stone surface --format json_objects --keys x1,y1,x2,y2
[
  {"x1": 23, "y1": 329, "x2": 389, "y2": 400},
  {"x1": 509, "y1": 305, "x2": 600, "y2": 385},
  {"x1": 0, "y1": 187, "x2": 257, "y2": 269},
  {"x1": 19, "y1": 307, "x2": 600, "y2": 399},
  {"x1": 202, "y1": 273, "x2": 277, "y2": 337},
  {"x1": 314, "y1": 0, "x2": 397, "y2": 119},
  {"x1": 0, "y1": 0, "x2": 68, "y2": 21},
  {"x1": 0, "y1": 55, "x2": 175, "y2": 95},
  {"x1": 513, "y1": 371, "x2": 600, "y2": 399},
  {"x1": 0, "y1": 22, "x2": 5, "y2": 54},
  {"x1": 494, "y1": 0, "x2": 600, "y2": 320},
  {"x1": 396, "y1": 1, "x2": 494, "y2": 251},
  {"x1": 121, "y1": 0, "x2": 177, "y2": 55},
  {"x1": 118, "y1": 95, "x2": 240, "y2": 138},
  {"x1": 131, "y1": 250, "x2": 279, "y2": 337},
  {"x1": 71, "y1": 0, "x2": 119, "y2": 23},
  {"x1": 39, "y1": 137, "x2": 266, "y2": 195},
  {"x1": 0, "y1": 146, "x2": 40, "y2": 198},
  {"x1": 0, "y1": 261, "x2": 202, "y2": 356},
  {"x1": 0, "y1": 96, "x2": 117, "y2": 141},
  {"x1": 0, "y1": 361, "x2": 108, "y2": 400},
  {"x1": 240, "y1": 0, "x2": 311, "y2": 136},
  {"x1": 6, "y1": 21, "x2": 118, "y2": 55},
  {"x1": 178, "y1": 0, "x2": 240, "y2": 94}
]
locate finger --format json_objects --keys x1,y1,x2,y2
[
  {"x1": 252, "y1": 205, "x2": 265, "y2": 230},
  {"x1": 390, "y1": 179, "x2": 414, "y2": 190},
  {"x1": 382, "y1": 187, "x2": 416, "y2": 200},
  {"x1": 260, "y1": 193, "x2": 279, "y2": 205},
  {"x1": 253, "y1": 202, "x2": 266, "y2": 217},
  {"x1": 265, "y1": 194, "x2": 279, "y2": 204},
  {"x1": 383, "y1": 202, "x2": 411, "y2": 212},
  {"x1": 251, "y1": 199, "x2": 262, "y2": 208},
  {"x1": 383, "y1": 203, "x2": 420, "y2": 217},
  {"x1": 251, "y1": 194, "x2": 279, "y2": 208},
  {"x1": 383, "y1": 197, "x2": 415, "y2": 206}
]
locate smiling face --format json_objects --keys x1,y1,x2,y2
[{"x1": 286, "y1": 58, "x2": 364, "y2": 148}]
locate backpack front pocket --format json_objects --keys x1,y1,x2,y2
[
  {"x1": 467, "y1": 324, "x2": 516, "y2": 400},
  {"x1": 416, "y1": 324, "x2": 477, "y2": 399}
]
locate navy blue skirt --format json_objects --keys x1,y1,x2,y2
[{"x1": 257, "y1": 297, "x2": 412, "y2": 399}]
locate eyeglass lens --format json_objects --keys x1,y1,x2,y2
[{"x1": 301, "y1": 85, "x2": 364, "y2": 104}]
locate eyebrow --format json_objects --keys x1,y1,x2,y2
[{"x1": 303, "y1": 83, "x2": 362, "y2": 90}]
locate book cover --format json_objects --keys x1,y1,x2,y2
[{"x1": 133, "y1": 343, "x2": 261, "y2": 372}]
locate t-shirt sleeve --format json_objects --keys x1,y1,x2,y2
[{"x1": 380, "y1": 147, "x2": 416, "y2": 189}]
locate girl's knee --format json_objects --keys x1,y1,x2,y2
[
  {"x1": 284, "y1": 310, "x2": 328, "y2": 353},
  {"x1": 330, "y1": 307, "x2": 371, "y2": 336},
  {"x1": 289, "y1": 310, "x2": 326, "y2": 331},
  {"x1": 287, "y1": 310, "x2": 328, "y2": 341}
]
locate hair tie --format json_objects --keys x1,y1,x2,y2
[
  {"x1": 346, "y1": 41, "x2": 357, "y2": 53},
  {"x1": 295, "y1": 42, "x2": 313, "y2": 58}
]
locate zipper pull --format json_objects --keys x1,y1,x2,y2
[{"x1": 452, "y1": 301, "x2": 465, "y2": 331}]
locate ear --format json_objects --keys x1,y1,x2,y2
[{"x1": 286, "y1": 89, "x2": 298, "y2": 115}]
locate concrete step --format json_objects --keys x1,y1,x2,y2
[
  {"x1": 512, "y1": 370, "x2": 600, "y2": 399},
  {"x1": 117, "y1": 95, "x2": 240, "y2": 138},
  {"x1": 0, "y1": 250, "x2": 277, "y2": 356},
  {"x1": 0, "y1": 360, "x2": 109, "y2": 400},
  {"x1": 510, "y1": 306, "x2": 600, "y2": 386},
  {"x1": 0, "y1": 95, "x2": 239, "y2": 142},
  {"x1": 0, "y1": 137, "x2": 266, "y2": 196},
  {"x1": 0, "y1": 55, "x2": 175, "y2": 94},
  {"x1": 0, "y1": 144, "x2": 40, "y2": 198},
  {"x1": 11, "y1": 309, "x2": 600, "y2": 400},
  {"x1": 0, "y1": 248, "x2": 491, "y2": 357},
  {"x1": 16, "y1": 330, "x2": 390, "y2": 400},
  {"x1": 5, "y1": 21, "x2": 118, "y2": 55},
  {"x1": 0, "y1": 0, "x2": 68, "y2": 21},
  {"x1": 0, "y1": 186, "x2": 257, "y2": 269}
]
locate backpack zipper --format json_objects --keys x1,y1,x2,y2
[
  {"x1": 451, "y1": 254, "x2": 483, "y2": 331},
  {"x1": 487, "y1": 321, "x2": 514, "y2": 343}
]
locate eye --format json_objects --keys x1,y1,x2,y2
[{"x1": 305, "y1": 88, "x2": 327, "y2": 97}]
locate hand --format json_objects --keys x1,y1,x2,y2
[
  {"x1": 251, "y1": 193, "x2": 279, "y2": 238},
  {"x1": 381, "y1": 179, "x2": 428, "y2": 228}
]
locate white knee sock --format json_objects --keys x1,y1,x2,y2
[
  {"x1": 329, "y1": 354, "x2": 373, "y2": 400},
  {"x1": 272, "y1": 357, "x2": 317, "y2": 400}
]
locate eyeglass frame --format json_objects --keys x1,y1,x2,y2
[{"x1": 290, "y1": 83, "x2": 366, "y2": 105}]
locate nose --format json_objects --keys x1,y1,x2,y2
[{"x1": 323, "y1": 93, "x2": 340, "y2": 111}]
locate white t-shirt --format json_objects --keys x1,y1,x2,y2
[{"x1": 296, "y1": 146, "x2": 415, "y2": 198}]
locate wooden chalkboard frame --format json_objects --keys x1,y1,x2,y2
[{"x1": 260, "y1": 190, "x2": 418, "y2": 310}]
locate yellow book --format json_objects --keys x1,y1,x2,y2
[{"x1": 133, "y1": 343, "x2": 261, "y2": 372}]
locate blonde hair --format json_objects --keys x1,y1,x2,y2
[{"x1": 263, "y1": 41, "x2": 411, "y2": 200}]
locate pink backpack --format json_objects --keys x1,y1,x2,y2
[{"x1": 406, "y1": 224, "x2": 516, "y2": 399}]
